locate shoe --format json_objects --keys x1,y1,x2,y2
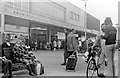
[
  {"x1": 29, "y1": 72, "x2": 36, "y2": 76},
  {"x1": 98, "y1": 73, "x2": 106, "y2": 77},
  {"x1": 95, "y1": 64, "x2": 100, "y2": 70},
  {"x1": 61, "y1": 63, "x2": 66, "y2": 65}
]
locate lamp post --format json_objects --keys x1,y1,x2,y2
[
  {"x1": 115, "y1": 24, "x2": 119, "y2": 44},
  {"x1": 114, "y1": 24, "x2": 119, "y2": 78},
  {"x1": 64, "y1": 29, "x2": 67, "y2": 52},
  {"x1": 81, "y1": 0, "x2": 88, "y2": 39}
]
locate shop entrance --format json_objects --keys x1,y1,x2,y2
[{"x1": 37, "y1": 34, "x2": 46, "y2": 49}]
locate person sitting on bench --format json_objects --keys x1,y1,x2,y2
[{"x1": 13, "y1": 41, "x2": 36, "y2": 76}]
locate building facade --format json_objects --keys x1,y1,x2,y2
[{"x1": 0, "y1": 0, "x2": 100, "y2": 47}]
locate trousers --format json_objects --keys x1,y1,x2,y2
[
  {"x1": 99, "y1": 44, "x2": 116, "y2": 76},
  {"x1": 2, "y1": 60, "x2": 12, "y2": 77}
]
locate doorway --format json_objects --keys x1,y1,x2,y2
[{"x1": 37, "y1": 34, "x2": 46, "y2": 50}]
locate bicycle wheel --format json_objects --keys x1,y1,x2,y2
[{"x1": 86, "y1": 58, "x2": 97, "y2": 78}]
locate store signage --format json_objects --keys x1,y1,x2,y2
[{"x1": 5, "y1": 24, "x2": 28, "y2": 33}]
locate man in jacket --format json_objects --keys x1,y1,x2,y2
[
  {"x1": 94, "y1": 18, "x2": 117, "y2": 77},
  {"x1": 1, "y1": 36, "x2": 13, "y2": 78},
  {"x1": 66, "y1": 29, "x2": 79, "y2": 60},
  {"x1": 101, "y1": 18, "x2": 117, "y2": 77}
]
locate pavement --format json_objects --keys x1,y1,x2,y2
[
  {"x1": 28, "y1": 49, "x2": 87, "y2": 76},
  {"x1": 0, "y1": 49, "x2": 119, "y2": 77}
]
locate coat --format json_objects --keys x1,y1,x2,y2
[
  {"x1": 67, "y1": 33, "x2": 79, "y2": 52},
  {"x1": 2, "y1": 42, "x2": 12, "y2": 57}
]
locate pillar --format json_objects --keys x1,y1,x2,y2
[
  {"x1": 28, "y1": 22, "x2": 31, "y2": 46},
  {"x1": 0, "y1": 1, "x2": 5, "y2": 71},
  {"x1": 48, "y1": 27, "x2": 51, "y2": 43},
  {"x1": 0, "y1": 1, "x2": 5, "y2": 45}
]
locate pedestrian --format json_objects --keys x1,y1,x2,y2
[
  {"x1": 85, "y1": 37, "x2": 94, "y2": 63},
  {"x1": 66, "y1": 29, "x2": 79, "y2": 61},
  {"x1": 93, "y1": 18, "x2": 117, "y2": 77},
  {"x1": 50, "y1": 41, "x2": 53, "y2": 51},
  {"x1": 92, "y1": 23, "x2": 106, "y2": 77},
  {"x1": 78, "y1": 38, "x2": 82, "y2": 51},
  {"x1": 82, "y1": 38, "x2": 87, "y2": 53},
  {"x1": 34, "y1": 39, "x2": 38, "y2": 51},
  {"x1": 61, "y1": 31, "x2": 69, "y2": 65},
  {"x1": 1, "y1": 36, "x2": 13, "y2": 78},
  {"x1": 57, "y1": 40, "x2": 62, "y2": 50},
  {"x1": 53, "y1": 40, "x2": 57, "y2": 51}
]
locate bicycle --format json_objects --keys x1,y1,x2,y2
[{"x1": 86, "y1": 46, "x2": 102, "y2": 78}]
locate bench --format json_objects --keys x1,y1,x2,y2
[{"x1": 2, "y1": 48, "x2": 28, "y2": 75}]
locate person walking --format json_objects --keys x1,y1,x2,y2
[{"x1": 66, "y1": 29, "x2": 79, "y2": 60}]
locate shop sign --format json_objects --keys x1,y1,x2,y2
[{"x1": 5, "y1": 24, "x2": 28, "y2": 33}]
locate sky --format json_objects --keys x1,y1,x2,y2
[{"x1": 67, "y1": 0, "x2": 120, "y2": 26}]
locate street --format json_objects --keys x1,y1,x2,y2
[
  {"x1": 0, "y1": 49, "x2": 118, "y2": 78},
  {"x1": 34, "y1": 50, "x2": 87, "y2": 76},
  {"x1": 20, "y1": 50, "x2": 87, "y2": 76},
  {"x1": 13, "y1": 49, "x2": 118, "y2": 77}
]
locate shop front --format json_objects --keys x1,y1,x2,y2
[{"x1": 4, "y1": 15, "x2": 29, "y2": 45}]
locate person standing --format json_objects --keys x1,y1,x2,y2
[
  {"x1": 61, "y1": 31, "x2": 69, "y2": 65},
  {"x1": 78, "y1": 38, "x2": 82, "y2": 52},
  {"x1": 57, "y1": 40, "x2": 62, "y2": 50},
  {"x1": 66, "y1": 29, "x2": 79, "y2": 60},
  {"x1": 50, "y1": 41, "x2": 53, "y2": 51},
  {"x1": 53, "y1": 40, "x2": 57, "y2": 51},
  {"x1": 92, "y1": 23, "x2": 106, "y2": 77},
  {"x1": 94, "y1": 18, "x2": 117, "y2": 77},
  {"x1": 34, "y1": 39, "x2": 38, "y2": 51}
]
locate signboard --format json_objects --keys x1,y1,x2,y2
[{"x1": 5, "y1": 24, "x2": 28, "y2": 33}]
